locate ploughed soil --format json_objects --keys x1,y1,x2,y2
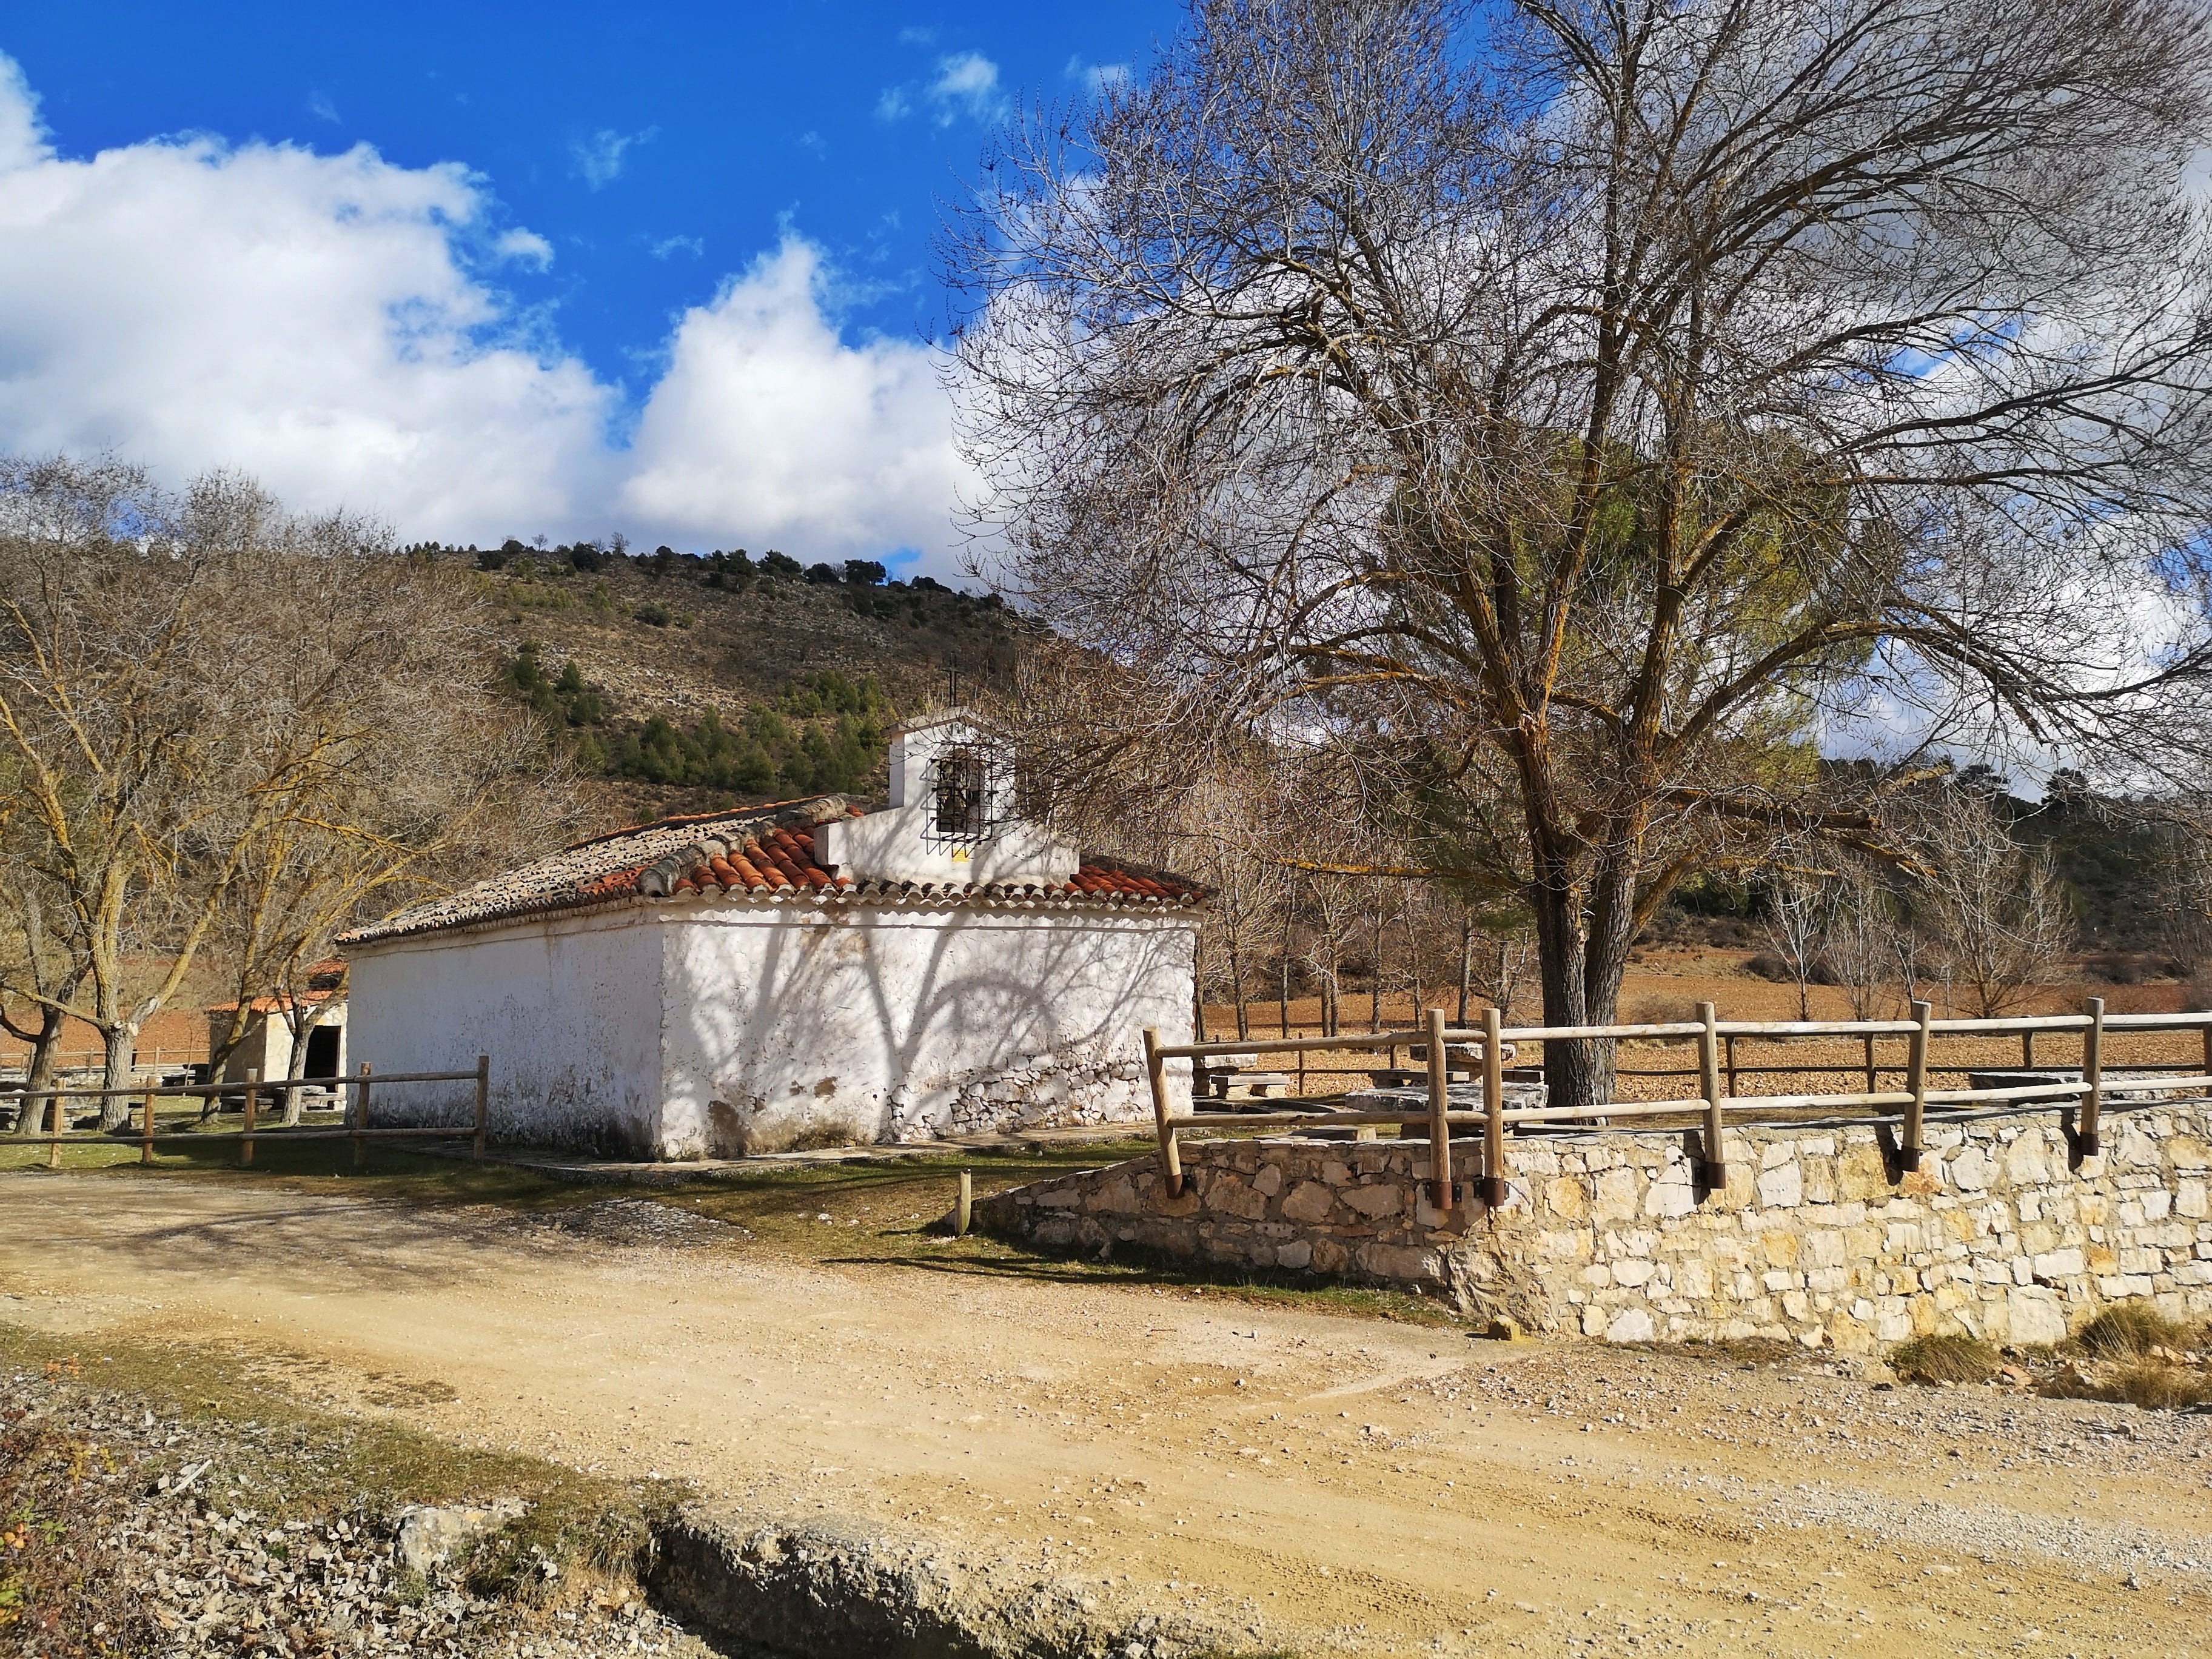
[{"x1": 3, "y1": 1170, "x2": 2210, "y2": 1657}]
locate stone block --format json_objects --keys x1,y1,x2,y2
[
  {"x1": 1605, "y1": 1307, "x2": 1655, "y2": 1343},
  {"x1": 1593, "y1": 1167, "x2": 1639, "y2": 1222},
  {"x1": 1803, "y1": 1229, "x2": 1846, "y2": 1269},
  {"x1": 1837, "y1": 1144, "x2": 1889, "y2": 1201},
  {"x1": 1344, "y1": 1184, "x2": 1404, "y2": 1220},
  {"x1": 1801, "y1": 1157, "x2": 1838, "y2": 1205},
  {"x1": 2178, "y1": 1179, "x2": 2207, "y2": 1219},
  {"x1": 1358, "y1": 1241, "x2": 1441, "y2": 1282},
  {"x1": 1275, "y1": 1240, "x2": 1312, "y2": 1270},
  {"x1": 1547, "y1": 1176, "x2": 1589, "y2": 1219},
  {"x1": 1613, "y1": 1259, "x2": 1655, "y2": 1289},
  {"x1": 1756, "y1": 1162, "x2": 1803, "y2": 1208},
  {"x1": 1675, "y1": 1258, "x2": 1714, "y2": 1299},
  {"x1": 1644, "y1": 1171, "x2": 1697, "y2": 1219},
  {"x1": 2031, "y1": 1247, "x2": 2085, "y2": 1281},
  {"x1": 1281, "y1": 1181, "x2": 1336, "y2": 1225},
  {"x1": 1253, "y1": 1163, "x2": 1284, "y2": 1198},
  {"x1": 2007, "y1": 1285, "x2": 2067, "y2": 1346}
]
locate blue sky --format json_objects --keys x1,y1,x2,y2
[{"x1": 0, "y1": 3, "x2": 1182, "y2": 569}]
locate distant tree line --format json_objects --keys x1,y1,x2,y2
[{"x1": 497, "y1": 649, "x2": 891, "y2": 799}]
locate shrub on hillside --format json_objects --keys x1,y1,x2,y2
[
  {"x1": 2075, "y1": 1302, "x2": 2193, "y2": 1360},
  {"x1": 1889, "y1": 1333, "x2": 2000, "y2": 1384}
]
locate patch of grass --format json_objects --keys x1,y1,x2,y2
[
  {"x1": 1654, "y1": 1337, "x2": 1808, "y2": 1369},
  {"x1": 2043, "y1": 1359, "x2": 2211, "y2": 1410},
  {"x1": 0, "y1": 1322, "x2": 672, "y2": 1591},
  {"x1": 6, "y1": 1127, "x2": 1484, "y2": 1329},
  {"x1": 2074, "y1": 1302, "x2": 2194, "y2": 1361},
  {"x1": 639, "y1": 1142, "x2": 1472, "y2": 1326},
  {"x1": 1889, "y1": 1333, "x2": 2002, "y2": 1385}
]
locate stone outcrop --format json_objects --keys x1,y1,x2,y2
[{"x1": 973, "y1": 1104, "x2": 2212, "y2": 1352}]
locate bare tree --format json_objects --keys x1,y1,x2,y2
[
  {"x1": 1819, "y1": 860, "x2": 1907, "y2": 1021},
  {"x1": 953, "y1": 0, "x2": 2212, "y2": 1109},
  {"x1": 0, "y1": 458, "x2": 578, "y2": 1125},
  {"x1": 1910, "y1": 788, "x2": 2074, "y2": 1018},
  {"x1": 1760, "y1": 862, "x2": 1837, "y2": 1022}
]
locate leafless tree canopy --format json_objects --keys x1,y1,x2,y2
[
  {"x1": 0, "y1": 457, "x2": 578, "y2": 1124},
  {"x1": 952, "y1": 0, "x2": 2212, "y2": 1106}
]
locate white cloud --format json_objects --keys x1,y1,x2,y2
[
  {"x1": 874, "y1": 86, "x2": 913, "y2": 122},
  {"x1": 307, "y1": 91, "x2": 341, "y2": 125},
  {"x1": 1064, "y1": 56, "x2": 1129, "y2": 93},
  {"x1": 928, "y1": 52, "x2": 1007, "y2": 126},
  {"x1": 618, "y1": 238, "x2": 972, "y2": 565},
  {"x1": 570, "y1": 126, "x2": 655, "y2": 189},
  {"x1": 648, "y1": 233, "x2": 703, "y2": 260},
  {"x1": 0, "y1": 56, "x2": 970, "y2": 571}
]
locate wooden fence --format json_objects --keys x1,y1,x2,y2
[
  {"x1": 1142, "y1": 998, "x2": 2212, "y2": 1214},
  {"x1": 1, "y1": 1057, "x2": 491, "y2": 1170}
]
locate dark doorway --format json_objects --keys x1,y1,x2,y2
[{"x1": 304, "y1": 1025, "x2": 340, "y2": 1079}]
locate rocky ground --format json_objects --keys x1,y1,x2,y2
[
  {"x1": 1, "y1": 1356, "x2": 725, "y2": 1658},
  {"x1": 5, "y1": 1174, "x2": 2212, "y2": 1657}
]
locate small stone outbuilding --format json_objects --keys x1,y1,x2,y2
[{"x1": 338, "y1": 715, "x2": 1203, "y2": 1156}]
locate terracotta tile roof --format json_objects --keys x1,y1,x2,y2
[{"x1": 338, "y1": 795, "x2": 1202, "y2": 948}]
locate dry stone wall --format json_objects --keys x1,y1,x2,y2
[{"x1": 973, "y1": 1104, "x2": 2212, "y2": 1352}]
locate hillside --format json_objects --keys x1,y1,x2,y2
[{"x1": 432, "y1": 540, "x2": 1034, "y2": 832}]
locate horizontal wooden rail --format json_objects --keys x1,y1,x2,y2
[{"x1": 0, "y1": 1069, "x2": 478, "y2": 1101}]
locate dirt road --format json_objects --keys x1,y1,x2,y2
[{"x1": 4, "y1": 1171, "x2": 2208, "y2": 1657}]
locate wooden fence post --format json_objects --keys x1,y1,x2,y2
[
  {"x1": 353, "y1": 1062, "x2": 370, "y2": 1171},
  {"x1": 2022, "y1": 1028, "x2": 2035, "y2": 1068},
  {"x1": 1903, "y1": 1000, "x2": 1932, "y2": 1170},
  {"x1": 240, "y1": 1068, "x2": 258, "y2": 1168},
  {"x1": 472, "y1": 1054, "x2": 489, "y2": 1162},
  {"x1": 1481, "y1": 1006, "x2": 1506, "y2": 1209},
  {"x1": 1698, "y1": 1003, "x2": 1725, "y2": 1190},
  {"x1": 2079, "y1": 996, "x2": 2105, "y2": 1159},
  {"x1": 139, "y1": 1085, "x2": 155, "y2": 1166},
  {"x1": 956, "y1": 1170, "x2": 972, "y2": 1237},
  {"x1": 1144, "y1": 1027, "x2": 1182, "y2": 1198},
  {"x1": 1723, "y1": 1031, "x2": 1737, "y2": 1098},
  {"x1": 1862, "y1": 1031, "x2": 1877, "y2": 1097},
  {"x1": 1424, "y1": 1007, "x2": 1451, "y2": 1212}
]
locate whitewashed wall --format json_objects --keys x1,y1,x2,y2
[
  {"x1": 659, "y1": 902, "x2": 1198, "y2": 1155},
  {"x1": 345, "y1": 908, "x2": 666, "y2": 1153},
  {"x1": 345, "y1": 900, "x2": 1198, "y2": 1158}
]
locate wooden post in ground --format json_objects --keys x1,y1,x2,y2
[
  {"x1": 1424, "y1": 1007, "x2": 1451, "y2": 1212},
  {"x1": 45, "y1": 1087, "x2": 60, "y2": 1168},
  {"x1": 2023, "y1": 1028, "x2": 2035, "y2": 1068},
  {"x1": 1698, "y1": 1003, "x2": 1725, "y2": 1190},
  {"x1": 1723, "y1": 1031, "x2": 1737, "y2": 1098},
  {"x1": 352, "y1": 1062, "x2": 370, "y2": 1171},
  {"x1": 472, "y1": 1054, "x2": 489, "y2": 1161},
  {"x1": 1863, "y1": 1032, "x2": 1877, "y2": 1096},
  {"x1": 1481, "y1": 1006, "x2": 1506, "y2": 1208},
  {"x1": 240, "y1": 1068, "x2": 258, "y2": 1168},
  {"x1": 956, "y1": 1170, "x2": 972, "y2": 1237},
  {"x1": 139, "y1": 1085, "x2": 155, "y2": 1166},
  {"x1": 2080, "y1": 996, "x2": 2105, "y2": 1159},
  {"x1": 1144, "y1": 1027, "x2": 1182, "y2": 1199},
  {"x1": 1903, "y1": 1000, "x2": 1932, "y2": 1171}
]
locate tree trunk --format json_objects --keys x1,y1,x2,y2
[
  {"x1": 98, "y1": 1025, "x2": 135, "y2": 1130},
  {"x1": 1528, "y1": 848, "x2": 1638, "y2": 1114},
  {"x1": 1278, "y1": 953, "x2": 1290, "y2": 1039},
  {"x1": 1456, "y1": 913, "x2": 1474, "y2": 1026},
  {"x1": 13, "y1": 1006, "x2": 63, "y2": 1134},
  {"x1": 1228, "y1": 931, "x2": 1249, "y2": 1042}
]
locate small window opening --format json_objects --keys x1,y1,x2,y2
[{"x1": 933, "y1": 748, "x2": 990, "y2": 837}]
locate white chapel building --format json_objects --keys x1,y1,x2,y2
[{"x1": 338, "y1": 714, "x2": 1202, "y2": 1157}]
